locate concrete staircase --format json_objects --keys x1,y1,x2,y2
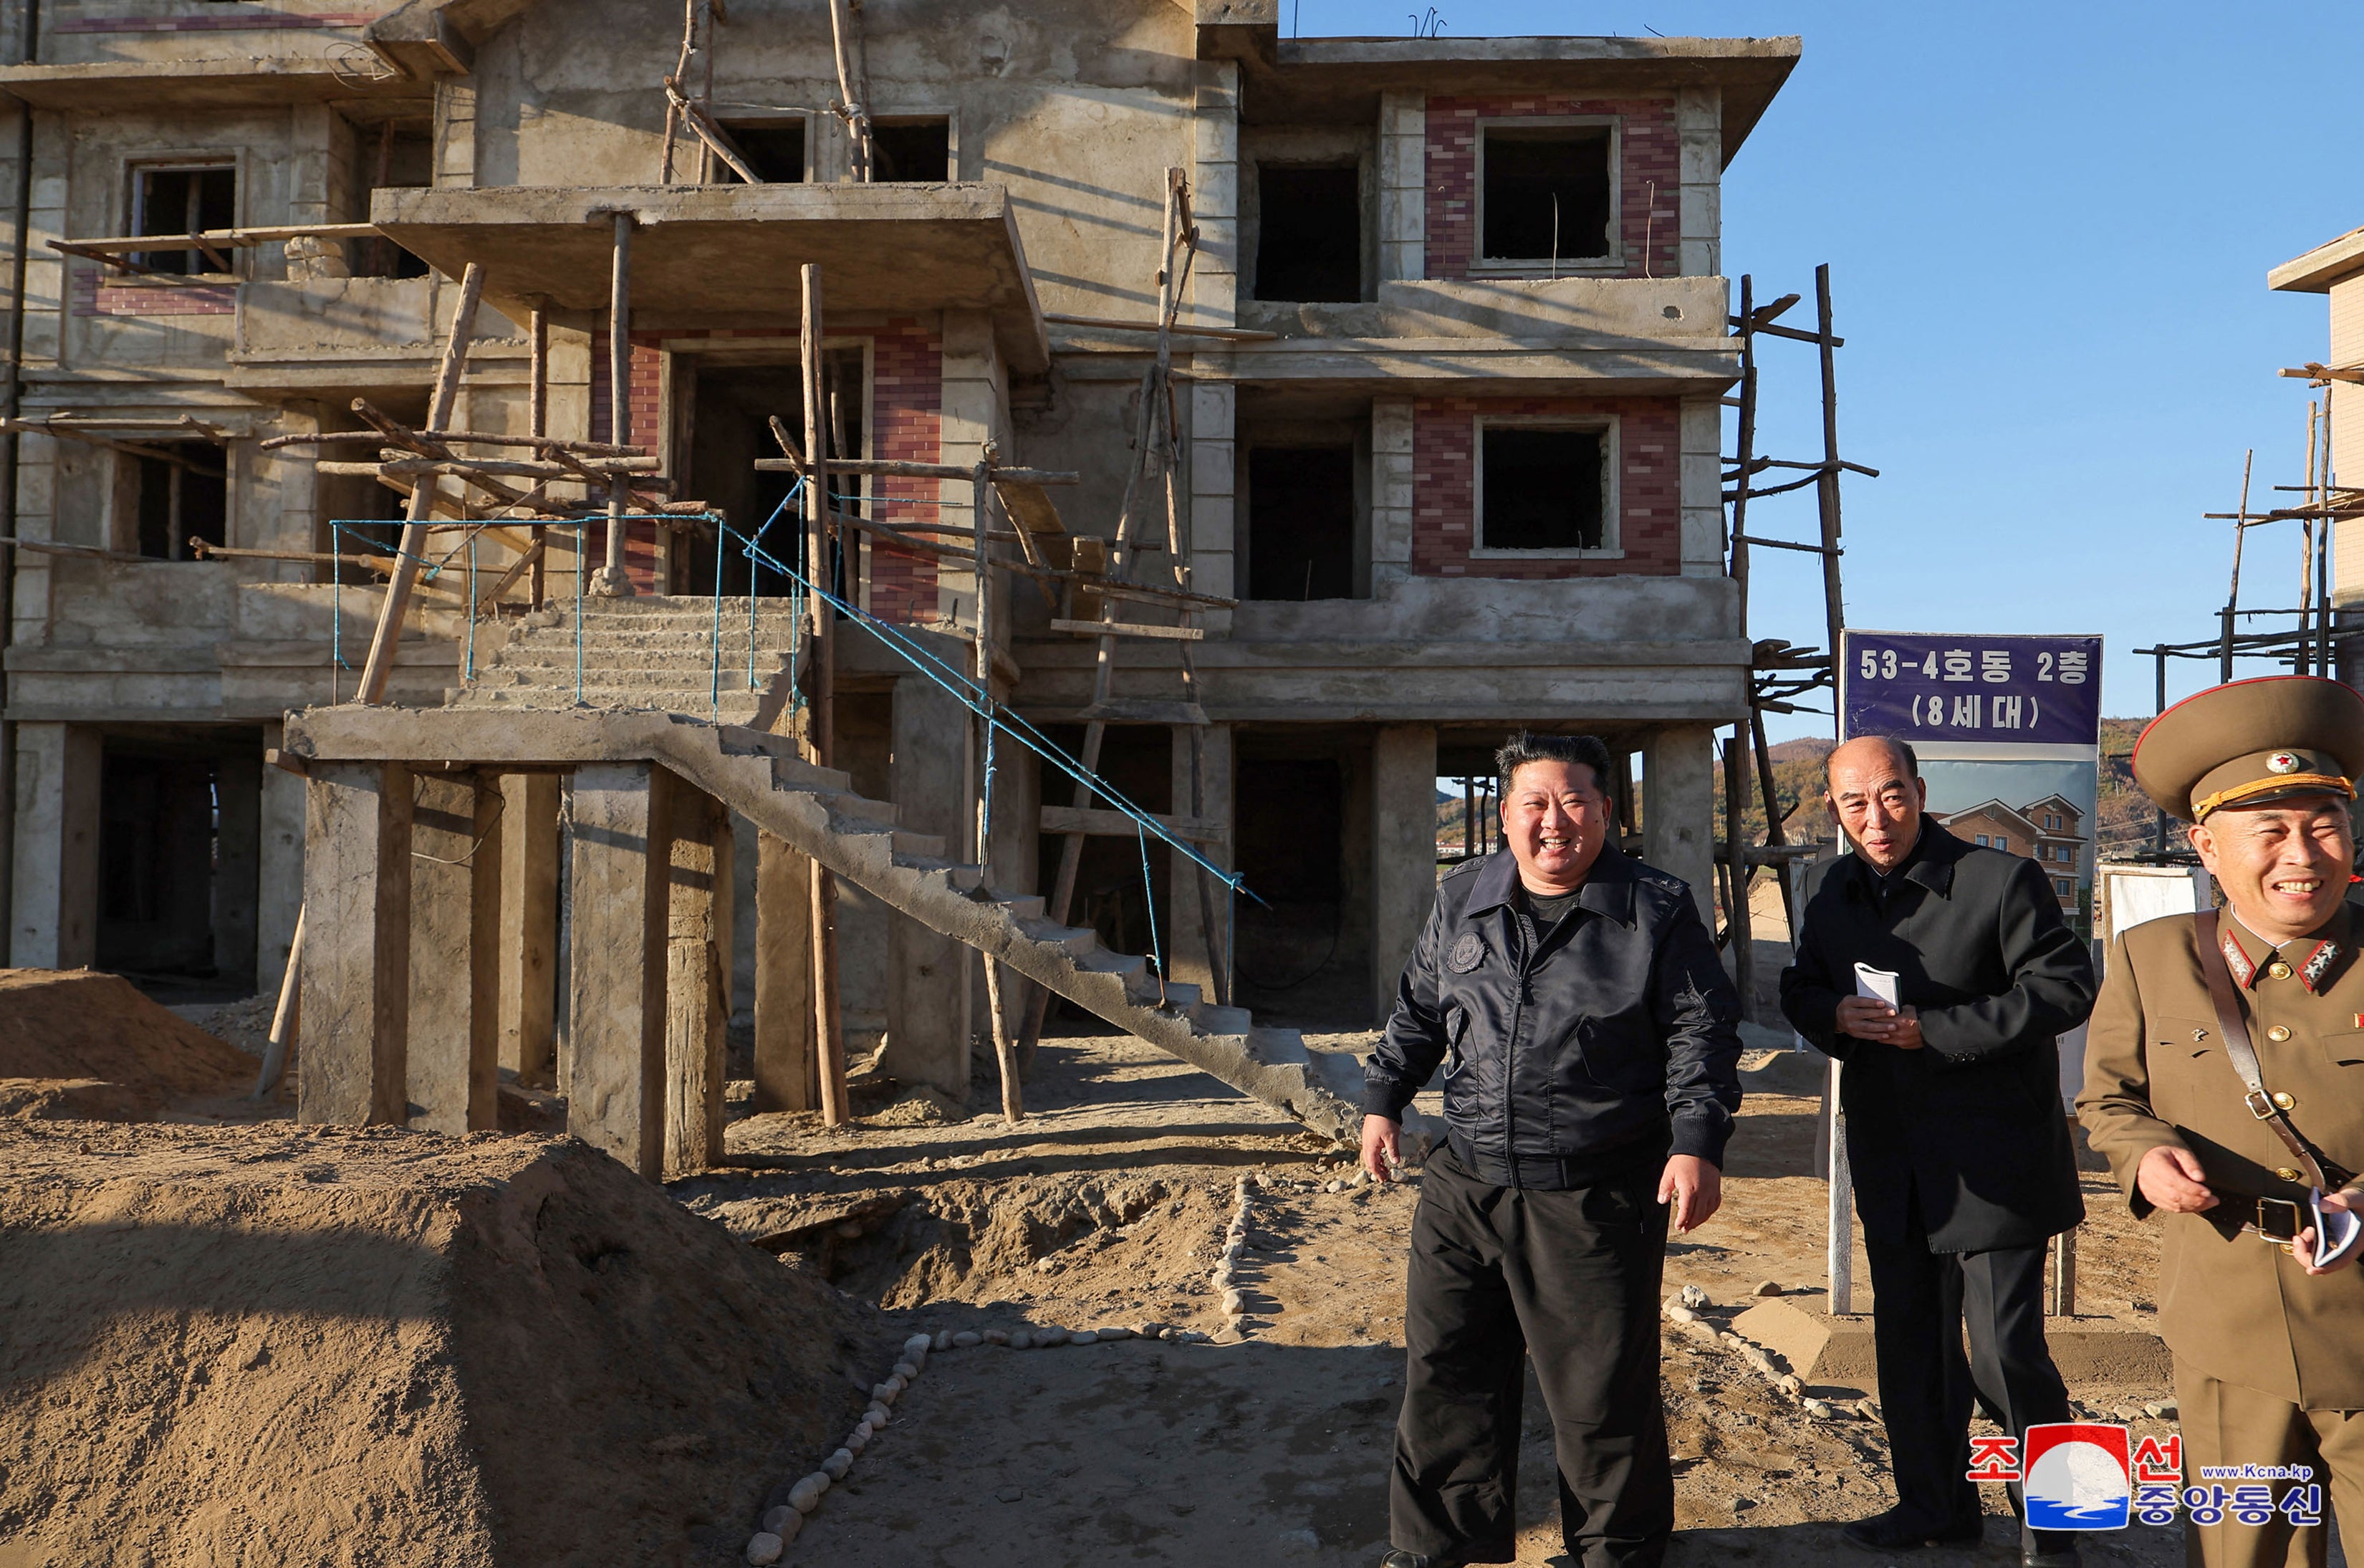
[{"x1": 448, "y1": 595, "x2": 807, "y2": 729}]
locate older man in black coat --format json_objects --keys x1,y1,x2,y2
[{"x1": 1780, "y1": 736, "x2": 2097, "y2": 1567}]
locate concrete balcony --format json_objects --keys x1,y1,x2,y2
[{"x1": 226, "y1": 271, "x2": 529, "y2": 400}]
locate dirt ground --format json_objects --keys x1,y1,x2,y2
[{"x1": 683, "y1": 1026, "x2": 2205, "y2": 1568}]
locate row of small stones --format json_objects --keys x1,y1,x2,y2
[
  {"x1": 1209, "y1": 1175, "x2": 1254, "y2": 1331},
  {"x1": 1661, "y1": 1286, "x2": 1853, "y2": 1423},
  {"x1": 744, "y1": 1321, "x2": 1220, "y2": 1563}
]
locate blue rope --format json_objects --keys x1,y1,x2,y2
[
  {"x1": 574, "y1": 520, "x2": 585, "y2": 706},
  {"x1": 711, "y1": 518, "x2": 726, "y2": 716},
  {"x1": 1137, "y1": 817, "x2": 1165, "y2": 986},
  {"x1": 718, "y1": 516, "x2": 1256, "y2": 900},
  {"x1": 464, "y1": 534, "x2": 477, "y2": 680},
  {"x1": 980, "y1": 713, "x2": 996, "y2": 862}
]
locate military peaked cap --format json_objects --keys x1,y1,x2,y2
[{"x1": 2133, "y1": 675, "x2": 2364, "y2": 822}]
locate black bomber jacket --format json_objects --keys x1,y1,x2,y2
[{"x1": 1365, "y1": 847, "x2": 1744, "y2": 1188}]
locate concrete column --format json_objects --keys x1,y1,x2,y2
[
  {"x1": 1191, "y1": 61, "x2": 1240, "y2": 328},
  {"x1": 1371, "y1": 724, "x2": 1438, "y2": 1025},
  {"x1": 566, "y1": 762, "x2": 673, "y2": 1177},
  {"x1": 497, "y1": 772, "x2": 561, "y2": 1082},
  {"x1": 883, "y1": 673, "x2": 973, "y2": 1099},
  {"x1": 753, "y1": 830, "x2": 815, "y2": 1111},
  {"x1": 1679, "y1": 396, "x2": 1726, "y2": 578},
  {"x1": 1166, "y1": 723, "x2": 1234, "y2": 999},
  {"x1": 1189, "y1": 380, "x2": 1237, "y2": 625},
  {"x1": 1370, "y1": 399, "x2": 1416, "y2": 592},
  {"x1": 1674, "y1": 88, "x2": 1723, "y2": 279},
  {"x1": 298, "y1": 761, "x2": 413, "y2": 1125},
  {"x1": 936, "y1": 308, "x2": 1005, "y2": 634},
  {"x1": 408, "y1": 771, "x2": 501, "y2": 1132},
  {"x1": 213, "y1": 749, "x2": 262, "y2": 989},
  {"x1": 257, "y1": 725, "x2": 305, "y2": 996},
  {"x1": 9, "y1": 723, "x2": 101, "y2": 970},
  {"x1": 977, "y1": 734, "x2": 1040, "y2": 1042},
  {"x1": 665, "y1": 786, "x2": 732, "y2": 1173},
  {"x1": 1378, "y1": 90, "x2": 1427, "y2": 284},
  {"x1": 1643, "y1": 725, "x2": 1717, "y2": 925}
]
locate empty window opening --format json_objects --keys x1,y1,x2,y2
[
  {"x1": 133, "y1": 442, "x2": 229, "y2": 561},
  {"x1": 1481, "y1": 426, "x2": 1605, "y2": 551},
  {"x1": 360, "y1": 120, "x2": 433, "y2": 277},
  {"x1": 1481, "y1": 125, "x2": 1611, "y2": 264},
  {"x1": 132, "y1": 164, "x2": 236, "y2": 275},
  {"x1": 98, "y1": 752, "x2": 219, "y2": 981},
  {"x1": 712, "y1": 120, "x2": 807, "y2": 183},
  {"x1": 870, "y1": 119, "x2": 951, "y2": 182},
  {"x1": 1247, "y1": 446, "x2": 1355, "y2": 600},
  {"x1": 683, "y1": 352, "x2": 863, "y2": 598},
  {"x1": 1255, "y1": 165, "x2": 1361, "y2": 303},
  {"x1": 1034, "y1": 726, "x2": 1172, "y2": 1017}
]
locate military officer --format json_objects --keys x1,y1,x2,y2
[{"x1": 2079, "y1": 675, "x2": 2364, "y2": 1568}]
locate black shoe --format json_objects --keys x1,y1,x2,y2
[{"x1": 1840, "y1": 1508, "x2": 1985, "y2": 1552}]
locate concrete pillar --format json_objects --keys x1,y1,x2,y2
[
  {"x1": 1189, "y1": 380, "x2": 1237, "y2": 622},
  {"x1": 1189, "y1": 61, "x2": 1241, "y2": 328},
  {"x1": 1673, "y1": 88, "x2": 1722, "y2": 279},
  {"x1": 1371, "y1": 723, "x2": 1438, "y2": 1025},
  {"x1": 9, "y1": 723, "x2": 100, "y2": 970},
  {"x1": 213, "y1": 749, "x2": 262, "y2": 989},
  {"x1": 1370, "y1": 399, "x2": 1416, "y2": 592},
  {"x1": 935, "y1": 307, "x2": 1004, "y2": 633},
  {"x1": 1643, "y1": 725, "x2": 1717, "y2": 925},
  {"x1": 257, "y1": 726, "x2": 305, "y2": 996},
  {"x1": 883, "y1": 673, "x2": 972, "y2": 1099},
  {"x1": 976, "y1": 734, "x2": 1040, "y2": 1043},
  {"x1": 298, "y1": 761, "x2": 413, "y2": 1125},
  {"x1": 1378, "y1": 90, "x2": 1426, "y2": 284},
  {"x1": 753, "y1": 830, "x2": 815, "y2": 1111},
  {"x1": 1679, "y1": 397, "x2": 1726, "y2": 579},
  {"x1": 1166, "y1": 723, "x2": 1233, "y2": 999},
  {"x1": 497, "y1": 772, "x2": 561, "y2": 1082},
  {"x1": 665, "y1": 786, "x2": 732, "y2": 1173},
  {"x1": 408, "y1": 771, "x2": 501, "y2": 1131},
  {"x1": 566, "y1": 762, "x2": 673, "y2": 1177}
]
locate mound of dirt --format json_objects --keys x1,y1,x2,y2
[
  {"x1": 0, "y1": 968, "x2": 256, "y2": 1120},
  {"x1": 0, "y1": 1121, "x2": 885, "y2": 1567}
]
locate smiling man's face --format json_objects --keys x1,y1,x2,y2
[
  {"x1": 1499, "y1": 759, "x2": 1612, "y2": 895},
  {"x1": 2190, "y1": 796, "x2": 2356, "y2": 945}
]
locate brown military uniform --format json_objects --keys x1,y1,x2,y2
[{"x1": 2082, "y1": 906, "x2": 2364, "y2": 1568}]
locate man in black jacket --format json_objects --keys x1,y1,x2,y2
[
  {"x1": 1362, "y1": 731, "x2": 1742, "y2": 1568},
  {"x1": 1779, "y1": 736, "x2": 2097, "y2": 1566}
]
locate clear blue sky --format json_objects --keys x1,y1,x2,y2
[{"x1": 1301, "y1": 0, "x2": 2364, "y2": 737}]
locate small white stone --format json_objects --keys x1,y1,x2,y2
[
  {"x1": 1776, "y1": 1374, "x2": 1802, "y2": 1395},
  {"x1": 746, "y1": 1530, "x2": 784, "y2": 1564},
  {"x1": 1222, "y1": 1288, "x2": 1246, "y2": 1317},
  {"x1": 982, "y1": 1329, "x2": 1010, "y2": 1345},
  {"x1": 1664, "y1": 1304, "x2": 1697, "y2": 1324},
  {"x1": 789, "y1": 1473, "x2": 830, "y2": 1514},
  {"x1": 1679, "y1": 1284, "x2": 1710, "y2": 1309},
  {"x1": 1094, "y1": 1325, "x2": 1133, "y2": 1340},
  {"x1": 774, "y1": 1513, "x2": 803, "y2": 1546},
  {"x1": 761, "y1": 1505, "x2": 797, "y2": 1534},
  {"x1": 1071, "y1": 1329, "x2": 1100, "y2": 1345},
  {"x1": 1803, "y1": 1398, "x2": 1834, "y2": 1418},
  {"x1": 928, "y1": 1330, "x2": 950, "y2": 1354},
  {"x1": 865, "y1": 1403, "x2": 891, "y2": 1426},
  {"x1": 1009, "y1": 1332, "x2": 1033, "y2": 1350},
  {"x1": 823, "y1": 1449, "x2": 853, "y2": 1479},
  {"x1": 1325, "y1": 1179, "x2": 1344, "y2": 1193},
  {"x1": 893, "y1": 1361, "x2": 919, "y2": 1380},
  {"x1": 845, "y1": 1427, "x2": 869, "y2": 1454},
  {"x1": 905, "y1": 1332, "x2": 935, "y2": 1360},
  {"x1": 952, "y1": 1331, "x2": 982, "y2": 1348},
  {"x1": 1752, "y1": 1279, "x2": 1782, "y2": 1297},
  {"x1": 871, "y1": 1382, "x2": 899, "y2": 1405},
  {"x1": 1035, "y1": 1328, "x2": 1069, "y2": 1347}
]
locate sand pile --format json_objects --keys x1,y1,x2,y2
[
  {"x1": 0, "y1": 1122, "x2": 883, "y2": 1566},
  {"x1": 0, "y1": 968, "x2": 257, "y2": 1120}
]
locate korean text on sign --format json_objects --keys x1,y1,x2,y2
[{"x1": 1842, "y1": 633, "x2": 2104, "y2": 748}]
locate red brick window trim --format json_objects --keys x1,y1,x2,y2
[
  {"x1": 1469, "y1": 412, "x2": 1622, "y2": 560},
  {"x1": 1469, "y1": 115, "x2": 1625, "y2": 276}
]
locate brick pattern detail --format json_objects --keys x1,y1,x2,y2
[
  {"x1": 58, "y1": 12, "x2": 376, "y2": 32},
  {"x1": 590, "y1": 318, "x2": 943, "y2": 615},
  {"x1": 71, "y1": 266, "x2": 234, "y2": 317},
  {"x1": 1411, "y1": 396, "x2": 1681, "y2": 579},
  {"x1": 1425, "y1": 95, "x2": 1679, "y2": 280}
]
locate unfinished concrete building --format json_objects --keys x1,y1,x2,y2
[{"x1": 0, "y1": 0, "x2": 1798, "y2": 1155}]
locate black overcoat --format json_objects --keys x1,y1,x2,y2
[{"x1": 1779, "y1": 825, "x2": 2096, "y2": 1252}]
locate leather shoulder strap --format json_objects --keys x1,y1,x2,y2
[{"x1": 2195, "y1": 910, "x2": 2352, "y2": 1191}]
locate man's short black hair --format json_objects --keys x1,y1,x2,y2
[
  {"x1": 1496, "y1": 731, "x2": 1616, "y2": 800},
  {"x1": 1829, "y1": 735, "x2": 1921, "y2": 787}
]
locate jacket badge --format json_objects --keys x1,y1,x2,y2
[{"x1": 1446, "y1": 933, "x2": 1486, "y2": 972}]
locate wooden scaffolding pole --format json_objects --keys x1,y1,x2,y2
[
  {"x1": 593, "y1": 213, "x2": 635, "y2": 597},
  {"x1": 1721, "y1": 274, "x2": 1757, "y2": 1020},
  {"x1": 801, "y1": 262, "x2": 848, "y2": 1127},
  {"x1": 974, "y1": 450, "x2": 1022, "y2": 1123}
]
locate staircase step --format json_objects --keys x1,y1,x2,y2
[
  {"x1": 1188, "y1": 1003, "x2": 1253, "y2": 1035},
  {"x1": 992, "y1": 893, "x2": 1047, "y2": 921},
  {"x1": 1247, "y1": 1026, "x2": 1309, "y2": 1066}
]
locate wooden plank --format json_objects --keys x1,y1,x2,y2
[
  {"x1": 1048, "y1": 617, "x2": 1203, "y2": 641},
  {"x1": 994, "y1": 478, "x2": 1067, "y2": 535},
  {"x1": 1040, "y1": 804, "x2": 1223, "y2": 843}
]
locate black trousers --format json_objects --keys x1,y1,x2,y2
[
  {"x1": 1390, "y1": 1143, "x2": 1672, "y2": 1568},
  {"x1": 1864, "y1": 1203, "x2": 2074, "y2": 1554}
]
